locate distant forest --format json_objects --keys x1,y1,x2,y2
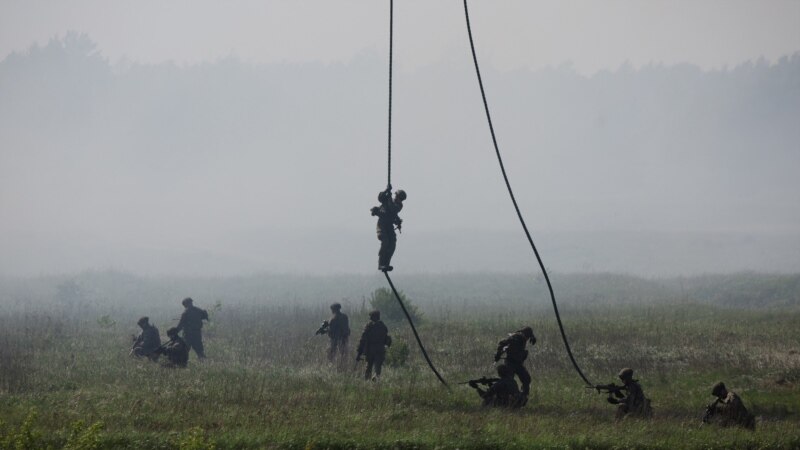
[{"x1": 1, "y1": 33, "x2": 798, "y2": 276}]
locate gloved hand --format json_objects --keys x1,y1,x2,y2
[
  {"x1": 371, "y1": 206, "x2": 380, "y2": 216},
  {"x1": 468, "y1": 381, "x2": 479, "y2": 389}
]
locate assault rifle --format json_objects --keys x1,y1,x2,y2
[
  {"x1": 459, "y1": 376, "x2": 500, "y2": 389},
  {"x1": 702, "y1": 398, "x2": 721, "y2": 424},
  {"x1": 588, "y1": 383, "x2": 627, "y2": 402},
  {"x1": 314, "y1": 320, "x2": 330, "y2": 336}
]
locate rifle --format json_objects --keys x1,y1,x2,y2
[
  {"x1": 315, "y1": 320, "x2": 330, "y2": 336},
  {"x1": 588, "y1": 383, "x2": 627, "y2": 400},
  {"x1": 459, "y1": 376, "x2": 500, "y2": 389},
  {"x1": 148, "y1": 338, "x2": 175, "y2": 357},
  {"x1": 702, "y1": 398, "x2": 721, "y2": 424}
]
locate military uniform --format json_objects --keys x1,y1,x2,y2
[
  {"x1": 131, "y1": 323, "x2": 161, "y2": 360},
  {"x1": 479, "y1": 377, "x2": 523, "y2": 408},
  {"x1": 327, "y1": 310, "x2": 350, "y2": 361},
  {"x1": 156, "y1": 335, "x2": 189, "y2": 368},
  {"x1": 494, "y1": 330, "x2": 535, "y2": 396},
  {"x1": 176, "y1": 303, "x2": 209, "y2": 359},
  {"x1": 357, "y1": 319, "x2": 391, "y2": 380},
  {"x1": 613, "y1": 380, "x2": 653, "y2": 420},
  {"x1": 713, "y1": 391, "x2": 755, "y2": 429},
  {"x1": 372, "y1": 188, "x2": 403, "y2": 271}
]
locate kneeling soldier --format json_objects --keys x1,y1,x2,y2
[
  {"x1": 703, "y1": 382, "x2": 755, "y2": 429},
  {"x1": 472, "y1": 364, "x2": 524, "y2": 408},
  {"x1": 598, "y1": 368, "x2": 653, "y2": 420},
  {"x1": 154, "y1": 327, "x2": 189, "y2": 368}
]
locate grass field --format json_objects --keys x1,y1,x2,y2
[{"x1": 1, "y1": 273, "x2": 799, "y2": 449}]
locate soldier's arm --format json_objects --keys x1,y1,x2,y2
[
  {"x1": 494, "y1": 339, "x2": 508, "y2": 361},
  {"x1": 201, "y1": 309, "x2": 209, "y2": 321}
]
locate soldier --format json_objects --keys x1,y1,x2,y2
[
  {"x1": 130, "y1": 316, "x2": 161, "y2": 361},
  {"x1": 494, "y1": 326, "x2": 536, "y2": 404},
  {"x1": 704, "y1": 382, "x2": 755, "y2": 429},
  {"x1": 327, "y1": 303, "x2": 350, "y2": 363},
  {"x1": 370, "y1": 185, "x2": 406, "y2": 272},
  {"x1": 605, "y1": 368, "x2": 653, "y2": 420},
  {"x1": 356, "y1": 310, "x2": 392, "y2": 381},
  {"x1": 154, "y1": 327, "x2": 189, "y2": 368},
  {"x1": 175, "y1": 297, "x2": 209, "y2": 359},
  {"x1": 472, "y1": 364, "x2": 524, "y2": 408}
]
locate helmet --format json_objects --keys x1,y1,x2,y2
[
  {"x1": 496, "y1": 363, "x2": 513, "y2": 378},
  {"x1": 167, "y1": 327, "x2": 180, "y2": 337},
  {"x1": 369, "y1": 310, "x2": 381, "y2": 320},
  {"x1": 395, "y1": 190, "x2": 407, "y2": 201},
  {"x1": 137, "y1": 316, "x2": 149, "y2": 326},
  {"x1": 330, "y1": 302, "x2": 342, "y2": 311},
  {"x1": 711, "y1": 382, "x2": 727, "y2": 397},
  {"x1": 182, "y1": 297, "x2": 193, "y2": 307},
  {"x1": 618, "y1": 368, "x2": 634, "y2": 381}
]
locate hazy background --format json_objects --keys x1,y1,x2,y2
[{"x1": 1, "y1": 1, "x2": 799, "y2": 277}]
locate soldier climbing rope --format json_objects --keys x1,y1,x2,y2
[{"x1": 378, "y1": 0, "x2": 449, "y2": 388}]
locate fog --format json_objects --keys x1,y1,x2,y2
[{"x1": 1, "y1": 31, "x2": 799, "y2": 276}]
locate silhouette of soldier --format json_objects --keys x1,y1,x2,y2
[
  {"x1": 371, "y1": 185, "x2": 406, "y2": 272},
  {"x1": 154, "y1": 327, "x2": 189, "y2": 368},
  {"x1": 472, "y1": 364, "x2": 524, "y2": 408},
  {"x1": 130, "y1": 316, "x2": 161, "y2": 361},
  {"x1": 356, "y1": 310, "x2": 392, "y2": 381},
  {"x1": 494, "y1": 326, "x2": 536, "y2": 404},
  {"x1": 175, "y1": 297, "x2": 209, "y2": 359},
  {"x1": 327, "y1": 302, "x2": 350, "y2": 363},
  {"x1": 705, "y1": 381, "x2": 755, "y2": 429},
  {"x1": 606, "y1": 368, "x2": 653, "y2": 420}
]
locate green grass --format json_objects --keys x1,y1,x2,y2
[{"x1": 1, "y1": 296, "x2": 799, "y2": 448}]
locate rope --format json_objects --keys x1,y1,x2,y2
[
  {"x1": 384, "y1": 271, "x2": 450, "y2": 388},
  {"x1": 386, "y1": 0, "x2": 393, "y2": 187},
  {"x1": 462, "y1": 0, "x2": 593, "y2": 387}
]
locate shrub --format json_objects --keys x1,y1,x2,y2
[{"x1": 368, "y1": 288, "x2": 422, "y2": 324}]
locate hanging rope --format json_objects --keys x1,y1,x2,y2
[
  {"x1": 462, "y1": 0, "x2": 593, "y2": 387},
  {"x1": 384, "y1": 272, "x2": 450, "y2": 388},
  {"x1": 386, "y1": 0, "x2": 394, "y2": 186}
]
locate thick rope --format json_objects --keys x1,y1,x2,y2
[
  {"x1": 387, "y1": 0, "x2": 393, "y2": 187},
  {"x1": 462, "y1": 0, "x2": 593, "y2": 387},
  {"x1": 384, "y1": 272, "x2": 450, "y2": 388}
]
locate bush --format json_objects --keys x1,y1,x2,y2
[
  {"x1": 385, "y1": 340, "x2": 410, "y2": 367},
  {"x1": 368, "y1": 288, "x2": 422, "y2": 324}
]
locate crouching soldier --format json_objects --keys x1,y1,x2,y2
[
  {"x1": 471, "y1": 364, "x2": 524, "y2": 408},
  {"x1": 356, "y1": 310, "x2": 392, "y2": 381},
  {"x1": 130, "y1": 316, "x2": 161, "y2": 361},
  {"x1": 703, "y1": 382, "x2": 755, "y2": 429},
  {"x1": 598, "y1": 368, "x2": 653, "y2": 420},
  {"x1": 154, "y1": 327, "x2": 189, "y2": 368}
]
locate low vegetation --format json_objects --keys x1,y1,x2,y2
[{"x1": 0, "y1": 273, "x2": 799, "y2": 449}]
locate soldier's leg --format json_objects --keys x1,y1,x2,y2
[
  {"x1": 185, "y1": 332, "x2": 206, "y2": 359},
  {"x1": 378, "y1": 237, "x2": 396, "y2": 270},
  {"x1": 510, "y1": 362, "x2": 531, "y2": 396},
  {"x1": 373, "y1": 349, "x2": 386, "y2": 379},
  {"x1": 365, "y1": 357, "x2": 374, "y2": 380},
  {"x1": 615, "y1": 404, "x2": 628, "y2": 421},
  {"x1": 328, "y1": 339, "x2": 338, "y2": 362}
]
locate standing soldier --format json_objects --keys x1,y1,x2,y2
[
  {"x1": 370, "y1": 185, "x2": 406, "y2": 272},
  {"x1": 356, "y1": 310, "x2": 392, "y2": 381},
  {"x1": 494, "y1": 326, "x2": 536, "y2": 404},
  {"x1": 327, "y1": 303, "x2": 350, "y2": 363},
  {"x1": 130, "y1": 316, "x2": 161, "y2": 361},
  {"x1": 703, "y1": 382, "x2": 755, "y2": 429},
  {"x1": 601, "y1": 368, "x2": 653, "y2": 420},
  {"x1": 154, "y1": 327, "x2": 189, "y2": 368},
  {"x1": 175, "y1": 297, "x2": 209, "y2": 360}
]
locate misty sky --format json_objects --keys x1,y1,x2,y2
[
  {"x1": 1, "y1": 1, "x2": 799, "y2": 277},
  {"x1": 2, "y1": 1, "x2": 800, "y2": 74}
]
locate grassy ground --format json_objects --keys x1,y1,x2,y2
[{"x1": 1, "y1": 300, "x2": 799, "y2": 449}]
